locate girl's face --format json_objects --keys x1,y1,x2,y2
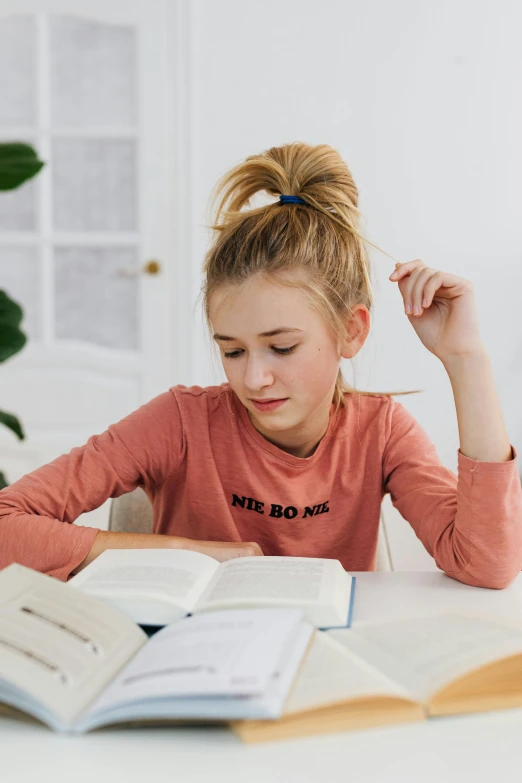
[{"x1": 210, "y1": 274, "x2": 368, "y2": 441}]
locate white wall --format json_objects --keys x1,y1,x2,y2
[{"x1": 180, "y1": 0, "x2": 522, "y2": 475}]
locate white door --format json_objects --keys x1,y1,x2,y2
[{"x1": 0, "y1": 0, "x2": 183, "y2": 498}]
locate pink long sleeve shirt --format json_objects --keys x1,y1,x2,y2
[{"x1": 1, "y1": 383, "x2": 521, "y2": 587}]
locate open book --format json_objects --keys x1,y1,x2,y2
[
  {"x1": 232, "y1": 612, "x2": 522, "y2": 743},
  {"x1": 0, "y1": 563, "x2": 313, "y2": 734},
  {"x1": 69, "y1": 549, "x2": 356, "y2": 629}
]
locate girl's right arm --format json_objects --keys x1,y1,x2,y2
[
  {"x1": 0, "y1": 389, "x2": 262, "y2": 581},
  {"x1": 72, "y1": 531, "x2": 263, "y2": 575}
]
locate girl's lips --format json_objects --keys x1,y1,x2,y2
[{"x1": 250, "y1": 398, "x2": 288, "y2": 412}]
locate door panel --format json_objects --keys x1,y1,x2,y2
[{"x1": 0, "y1": 1, "x2": 176, "y2": 488}]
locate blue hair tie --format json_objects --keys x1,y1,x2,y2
[{"x1": 279, "y1": 194, "x2": 306, "y2": 205}]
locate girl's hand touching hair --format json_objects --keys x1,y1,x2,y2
[{"x1": 389, "y1": 259, "x2": 484, "y2": 362}]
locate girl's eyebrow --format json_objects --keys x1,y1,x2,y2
[{"x1": 213, "y1": 327, "x2": 303, "y2": 341}]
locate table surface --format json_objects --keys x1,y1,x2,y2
[{"x1": 4, "y1": 570, "x2": 522, "y2": 783}]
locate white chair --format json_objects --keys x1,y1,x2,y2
[
  {"x1": 376, "y1": 508, "x2": 393, "y2": 571},
  {"x1": 108, "y1": 487, "x2": 153, "y2": 534},
  {"x1": 108, "y1": 487, "x2": 394, "y2": 571}
]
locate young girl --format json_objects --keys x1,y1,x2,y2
[{"x1": 0, "y1": 142, "x2": 520, "y2": 588}]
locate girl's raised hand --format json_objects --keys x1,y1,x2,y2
[{"x1": 389, "y1": 259, "x2": 484, "y2": 362}]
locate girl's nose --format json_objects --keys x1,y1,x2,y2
[{"x1": 243, "y1": 354, "x2": 274, "y2": 391}]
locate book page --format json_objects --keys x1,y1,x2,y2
[
  {"x1": 69, "y1": 548, "x2": 220, "y2": 613},
  {"x1": 329, "y1": 612, "x2": 522, "y2": 703},
  {"x1": 0, "y1": 564, "x2": 146, "y2": 728},
  {"x1": 282, "y1": 632, "x2": 415, "y2": 716},
  {"x1": 80, "y1": 608, "x2": 305, "y2": 727},
  {"x1": 195, "y1": 557, "x2": 341, "y2": 609},
  {"x1": 244, "y1": 622, "x2": 315, "y2": 718}
]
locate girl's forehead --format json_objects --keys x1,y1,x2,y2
[
  {"x1": 209, "y1": 277, "x2": 319, "y2": 337},
  {"x1": 210, "y1": 273, "x2": 311, "y2": 315}
]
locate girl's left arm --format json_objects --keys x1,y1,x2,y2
[
  {"x1": 387, "y1": 259, "x2": 522, "y2": 588},
  {"x1": 443, "y1": 349, "x2": 512, "y2": 463},
  {"x1": 389, "y1": 259, "x2": 512, "y2": 463}
]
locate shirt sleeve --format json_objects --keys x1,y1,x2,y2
[
  {"x1": 382, "y1": 397, "x2": 522, "y2": 588},
  {"x1": 0, "y1": 388, "x2": 185, "y2": 581}
]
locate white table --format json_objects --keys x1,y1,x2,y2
[{"x1": 4, "y1": 571, "x2": 522, "y2": 783}]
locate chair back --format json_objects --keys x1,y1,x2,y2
[{"x1": 108, "y1": 487, "x2": 153, "y2": 534}]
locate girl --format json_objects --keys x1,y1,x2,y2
[{"x1": 0, "y1": 142, "x2": 520, "y2": 587}]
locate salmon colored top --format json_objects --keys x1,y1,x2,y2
[{"x1": 0, "y1": 384, "x2": 521, "y2": 587}]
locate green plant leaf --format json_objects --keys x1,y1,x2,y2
[
  {"x1": 0, "y1": 322, "x2": 27, "y2": 363},
  {"x1": 0, "y1": 290, "x2": 27, "y2": 363},
  {"x1": 0, "y1": 142, "x2": 45, "y2": 191},
  {"x1": 0, "y1": 472, "x2": 8, "y2": 490},
  {"x1": 0, "y1": 410, "x2": 24, "y2": 440},
  {"x1": 0, "y1": 289, "x2": 23, "y2": 327}
]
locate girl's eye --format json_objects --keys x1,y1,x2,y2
[
  {"x1": 273, "y1": 344, "x2": 298, "y2": 355},
  {"x1": 223, "y1": 344, "x2": 298, "y2": 359},
  {"x1": 223, "y1": 350, "x2": 243, "y2": 358}
]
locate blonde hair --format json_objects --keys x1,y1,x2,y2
[{"x1": 201, "y1": 141, "x2": 421, "y2": 411}]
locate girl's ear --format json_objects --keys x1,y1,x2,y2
[{"x1": 340, "y1": 305, "x2": 370, "y2": 359}]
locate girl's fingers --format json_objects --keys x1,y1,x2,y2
[
  {"x1": 389, "y1": 259, "x2": 425, "y2": 280},
  {"x1": 390, "y1": 261, "x2": 471, "y2": 315},
  {"x1": 401, "y1": 266, "x2": 426, "y2": 315},
  {"x1": 409, "y1": 268, "x2": 441, "y2": 315},
  {"x1": 389, "y1": 261, "x2": 443, "y2": 316},
  {"x1": 417, "y1": 271, "x2": 444, "y2": 312}
]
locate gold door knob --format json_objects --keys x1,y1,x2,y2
[
  {"x1": 116, "y1": 259, "x2": 162, "y2": 278},
  {"x1": 144, "y1": 259, "x2": 161, "y2": 275}
]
